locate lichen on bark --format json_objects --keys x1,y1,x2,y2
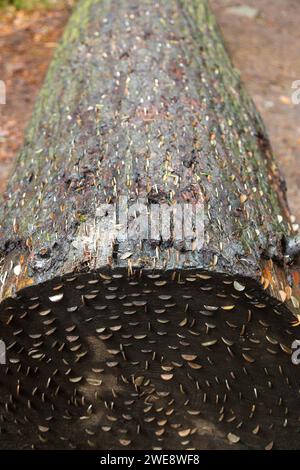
[{"x1": 0, "y1": 0, "x2": 298, "y2": 313}]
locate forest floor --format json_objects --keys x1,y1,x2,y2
[{"x1": 0, "y1": 0, "x2": 299, "y2": 220}]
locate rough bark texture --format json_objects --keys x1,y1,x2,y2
[{"x1": 0, "y1": 0, "x2": 300, "y2": 450}]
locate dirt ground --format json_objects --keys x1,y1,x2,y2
[
  {"x1": 210, "y1": 0, "x2": 300, "y2": 223},
  {"x1": 0, "y1": 0, "x2": 299, "y2": 220},
  {"x1": 0, "y1": 5, "x2": 71, "y2": 190}
]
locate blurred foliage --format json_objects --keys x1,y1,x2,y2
[{"x1": 0, "y1": 0, "x2": 70, "y2": 9}]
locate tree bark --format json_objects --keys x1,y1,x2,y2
[{"x1": 0, "y1": 0, "x2": 299, "y2": 450}]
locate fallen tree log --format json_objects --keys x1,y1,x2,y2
[{"x1": 0, "y1": 0, "x2": 300, "y2": 450}]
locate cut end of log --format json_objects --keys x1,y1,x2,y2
[{"x1": 0, "y1": 267, "x2": 299, "y2": 449}]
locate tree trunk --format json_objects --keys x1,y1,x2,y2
[{"x1": 0, "y1": 0, "x2": 300, "y2": 450}]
